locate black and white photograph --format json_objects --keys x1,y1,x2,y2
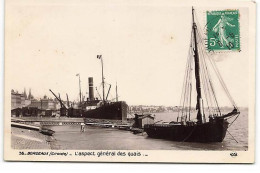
[{"x1": 4, "y1": 0, "x2": 256, "y2": 163}]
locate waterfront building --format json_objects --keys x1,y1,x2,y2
[
  {"x1": 28, "y1": 95, "x2": 57, "y2": 110},
  {"x1": 11, "y1": 89, "x2": 33, "y2": 109},
  {"x1": 11, "y1": 90, "x2": 22, "y2": 109}
]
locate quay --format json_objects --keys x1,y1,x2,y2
[
  {"x1": 11, "y1": 127, "x2": 53, "y2": 149},
  {"x1": 11, "y1": 117, "x2": 132, "y2": 129},
  {"x1": 12, "y1": 117, "x2": 84, "y2": 126},
  {"x1": 11, "y1": 116, "x2": 133, "y2": 149}
]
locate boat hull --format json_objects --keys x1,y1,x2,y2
[
  {"x1": 82, "y1": 101, "x2": 128, "y2": 121},
  {"x1": 144, "y1": 118, "x2": 229, "y2": 142}
]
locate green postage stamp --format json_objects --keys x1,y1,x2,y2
[{"x1": 207, "y1": 10, "x2": 240, "y2": 51}]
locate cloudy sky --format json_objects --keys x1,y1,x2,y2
[{"x1": 6, "y1": 0, "x2": 251, "y2": 107}]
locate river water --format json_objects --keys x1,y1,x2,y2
[{"x1": 48, "y1": 110, "x2": 248, "y2": 150}]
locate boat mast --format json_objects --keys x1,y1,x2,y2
[
  {"x1": 192, "y1": 7, "x2": 203, "y2": 124},
  {"x1": 97, "y1": 55, "x2": 105, "y2": 102},
  {"x1": 66, "y1": 93, "x2": 70, "y2": 108},
  {"x1": 116, "y1": 82, "x2": 118, "y2": 102},
  {"x1": 76, "y1": 73, "x2": 82, "y2": 106}
]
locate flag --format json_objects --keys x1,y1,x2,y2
[
  {"x1": 76, "y1": 73, "x2": 79, "y2": 76},
  {"x1": 97, "y1": 55, "x2": 102, "y2": 59}
]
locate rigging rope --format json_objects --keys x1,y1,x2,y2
[
  {"x1": 195, "y1": 15, "x2": 238, "y2": 111},
  {"x1": 178, "y1": 10, "x2": 239, "y2": 124},
  {"x1": 196, "y1": 24, "x2": 222, "y2": 113},
  {"x1": 178, "y1": 28, "x2": 194, "y2": 122},
  {"x1": 198, "y1": 39, "x2": 222, "y2": 115}
]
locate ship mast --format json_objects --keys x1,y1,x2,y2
[
  {"x1": 116, "y1": 82, "x2": 118, "y2": 102},
  {"x1": 76, "y1": 73, "x2": 82, "y2": 106},
  {"x1": 97, "y1": 55, "x2": 105, "y2": 102},
  {"x1": 177, "y1": 7, "x2": 239, "y2": 124},
  {"x1": 192, "y1": 7, "x2": 203, "y2": 124},
  {"x1": 66, "y1": 93, "x2": 70, "y2": 108}
]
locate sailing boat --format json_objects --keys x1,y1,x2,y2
[{"x1": 144, "y1": 8, "x2": 240, "y2": 142}]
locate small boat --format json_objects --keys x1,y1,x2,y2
[
  {"x1": 131, "y1": 128, "x2": 144, "y2": 134},
  {"x1": 39, "y1": 127, "x2": 55, "y2": 136},
  {"x1": 144, "y1": 7, "x2": 240, "y2": 143}
]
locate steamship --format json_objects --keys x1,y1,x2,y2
[{"x1": 68, "y1": 55, "x2": 128, "y2": 122}]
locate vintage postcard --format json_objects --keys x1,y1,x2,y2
[{"x1": 4, "y1": 0, "x2": 256, "y2": 163}]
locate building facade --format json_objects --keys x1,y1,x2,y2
[{"x1": 28, "y1": 97, "x2": 57, "y2": 110}]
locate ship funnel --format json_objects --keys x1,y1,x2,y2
[{"x1": 88, "y1": 77, "x2": 94, "y2": 101}]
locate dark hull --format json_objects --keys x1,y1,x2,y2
[
  {"x1": 82, "y1": 101, "x2": 128, "y2": 121},
  {"x1": 40, "y1": 128, "x2": 55, "y2": 136},
  {"x1": 144, "y1": 118, "x2": 229, "y2": 142}
]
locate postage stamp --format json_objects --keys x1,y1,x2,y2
[{"x1": 206, "y1": 10, "x2": 240, "y2": 51}]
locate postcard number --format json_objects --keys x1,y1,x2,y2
[{"x1": 230, "y1": 152, "x2": 238, "y2": 157}]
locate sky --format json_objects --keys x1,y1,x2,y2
[{"x1": 5, "y1": 0, "x2": 251, "y2": 107}]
